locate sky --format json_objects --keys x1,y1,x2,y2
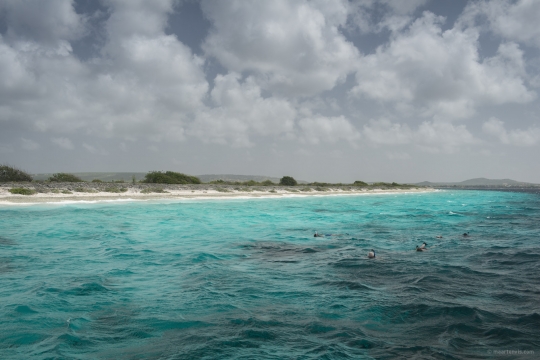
[{"x1": 0, "y1": 0, "x2": 539, "y2": 183}]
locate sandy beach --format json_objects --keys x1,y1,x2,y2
[{"x1": 0, "y1": 183, "x2": 434, "y2": 204}]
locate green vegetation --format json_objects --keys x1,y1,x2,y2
[
  {"x1": 353, "y1": 180, "x2": 368, "y2": 186},
  {"x1": 91, "y1": 179, "x2": 103, "y2": 183},
  {"x1": 74, "y1": 187, "x2": 97, "y2": 193},
  {"x1": 301, "y1": 187, "x2": 313, "y2": 192},
  {"x1": 371, "y1": 182, "x2": 412, "y2": 188},
  {"x1": 279, "y1": 176, "x2": 297, "y2": 186},
  {"x1": 143, "y1": 171, "x2": 201, "y2": 184},
  {"x1": 48, "y1": 173, "x2": 83, "y2": 182},
  {"x1": 104, "y1": 187, "x2": 128, "y2": 193},
  {"x1": 141, "y1": 187, "x2": 168, "y2": 194},
  {"x1": 0, "y1": 165, "x2": 33, "y2": 182},
  {"x1": 208, "y1": 179, "x2": 275, "y2": 186},
  {"x1": 214, "y1": 187, "x2": 232, "y2": 193},
  {"x1": 8, "y1": 187, "x2": 36, "y2": 195},
  {"x1": 307, "y1": 182, "x2": 341, "y2": 187},
  {"x1": 61, "y1": 190, "x2": 73, "y2": 194}
]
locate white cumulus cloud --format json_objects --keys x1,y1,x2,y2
[
  {"x1": 201, "y1": 0, "x2": 359, "y2": 97},
  {"x1": 459, "y1": 0, "x2": 540, "y2": 48},
  {"x1": 482, "y1": 117, "x2": 540, "y2": 146},
  {"x1": 363, "y1": 118, "x2": 478, "y2": 153},
  {"x1": 189, "y1": 73, "x2": 296, "y2": 147},
  {"x1": 297, "y1": 115, "x2": 361, "y2": 145},
  {"x1": 351, "y1": 12, "x2": 535, "y2": 120}
]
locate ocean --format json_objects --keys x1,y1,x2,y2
[{"x1": 1, "y1": 190, "x2": 538, "y2": 359}]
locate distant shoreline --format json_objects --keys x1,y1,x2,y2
[{"x1": 0, "y1": 183, "x2": 434, "y2": 204}]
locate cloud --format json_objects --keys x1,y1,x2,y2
[
  {"x1": 482, "y1": 117, "x2": 540, "y2": 146},
  {"x1": 0, "y1": 144, "x2": 14, "y2": 153},
  {"x1": 0, "y1": 0, "x2": 539, "y2": 164},
  {"x1": 363, "y1": 118, "x2": 478, "y2": 153},
  {"x1": 189, "y1": 73, "x2": 296, "y2": 147},
  {"x1": 350, "y1": 12, "x2": 535, "y2": 120},
  {"x1": 459, "y1": 0, "x2": 540, "y2": 48},
  {"x1": 201, "y1": 0, "x2": 359, "y2": 97},
  {"x1": 82, "y1": 142, "x2": 108, "y2": 155},
  {"x1": 297, "y1": 115, "x2": 361, "y2": 145},
  {"x1": 362, "y1": 118, "x2": 413, "y2": 145},
  {"x1": 347, "y1": 0, "x2": 429, "y2": 33},
  {"x1": 0, "y1": 0, "x2": 209, "y2": 142},
  {"x1": 51, "y1": 137, "x2": 73, "y2": 149},
  {"x1": 386, "y1": 151, "x2": 411, "y2": 160},
  {"x1": 20, "y1": 137, "x2": 39, "y2": 150},
  {"x1": 0, "y1": 0, "x2": 85, "y2": 51}
]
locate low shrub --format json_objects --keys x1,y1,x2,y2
[
  {"x1": 51, "y1": 189, "x2": 60, "y2": 194},
  {"x1": 74, "y1": 187, "x2": 97, "y2": 193},
  {"x1": 279, "y1": 176, "x2": 297, "y2": 186},
  {"x1": 91, "y1": 179, "x2": 103, "y2": 183},
  {"x1": 215, "y1": 187, "x2": 232, "y2": 193},
  {"x1": 141, "y1": 188, "x2": 168, "y2": 194},
  {"x1": 143, "y1": 171, "x2": 201, "y2": 184},
  {"x1": 0, "y1": 165, "x2": 33, "y2": 182},
  {"x1": 104, "y1": 187, "x2": 128, "y2": 193},
  {"x1": 300, "y1": 187, "x2": 313, "y2": 192},
  {"x1": 49, "y1": 173, "x2": 83, "y2": 182},
  {"x1": 353, "y1": 181, "x2": 368, "y2": 186},
  {"x1": 61, "y1": 190, "x2": 73, "y2": 194},
  {"x1": 8, "y1": 187, "x2": 36, "y2": 195}
]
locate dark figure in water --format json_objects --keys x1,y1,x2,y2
[
  {"x1": 416, "y1": 242, "x2": 428, "y2": 251},
  {"x1": 368, "y1": 249, "x2": 376, "y2": 258},
  {"x1": 462, "y1": 232, "x2": 470, "y2": 237},
  {"x1": 314, "y1": 232, "x2": 348, "y2": 237}
]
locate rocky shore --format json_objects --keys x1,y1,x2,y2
[{"x1": 0, "y1": 182, "x2": 433, "y2": 204}]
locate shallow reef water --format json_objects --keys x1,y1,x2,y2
[{"x1": 1, "y1": 190, "x2": 539, "y2": 359}]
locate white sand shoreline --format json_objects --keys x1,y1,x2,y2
[{"x1": 0, "y1": 187, "x2": 436, "y2": 205}]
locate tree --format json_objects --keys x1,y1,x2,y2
[
  {"x1": 353, "y1": 180, "x2": 368, "y2": 186},
  {"x1": 0, "y1": 165, "x2": 33, "y2": 182},
  {"x1": 48, "y1": 173, "x2": 83, "y2": 182},
  {"x1": 280, "y1": 176, "x2": 297, "y2": 186}
]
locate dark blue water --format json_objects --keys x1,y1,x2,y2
[{"x1": 1, "y1": 191, "x2": 539, "y2": 359}]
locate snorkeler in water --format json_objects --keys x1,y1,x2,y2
[{"x1": 314, "y1": 231, "x2": 349, "y2": 237}]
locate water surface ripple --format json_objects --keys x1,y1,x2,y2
[{"x1": 1, "y1": 190, "x2": 539, "y2": 359}]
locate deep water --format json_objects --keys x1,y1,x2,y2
[{"x1": 1, "y1": 191, "x2": 539, "y2": 359}]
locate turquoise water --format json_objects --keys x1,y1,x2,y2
[{"x1": 1, "y1": 190, "x2": 539, "y2": 359}]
